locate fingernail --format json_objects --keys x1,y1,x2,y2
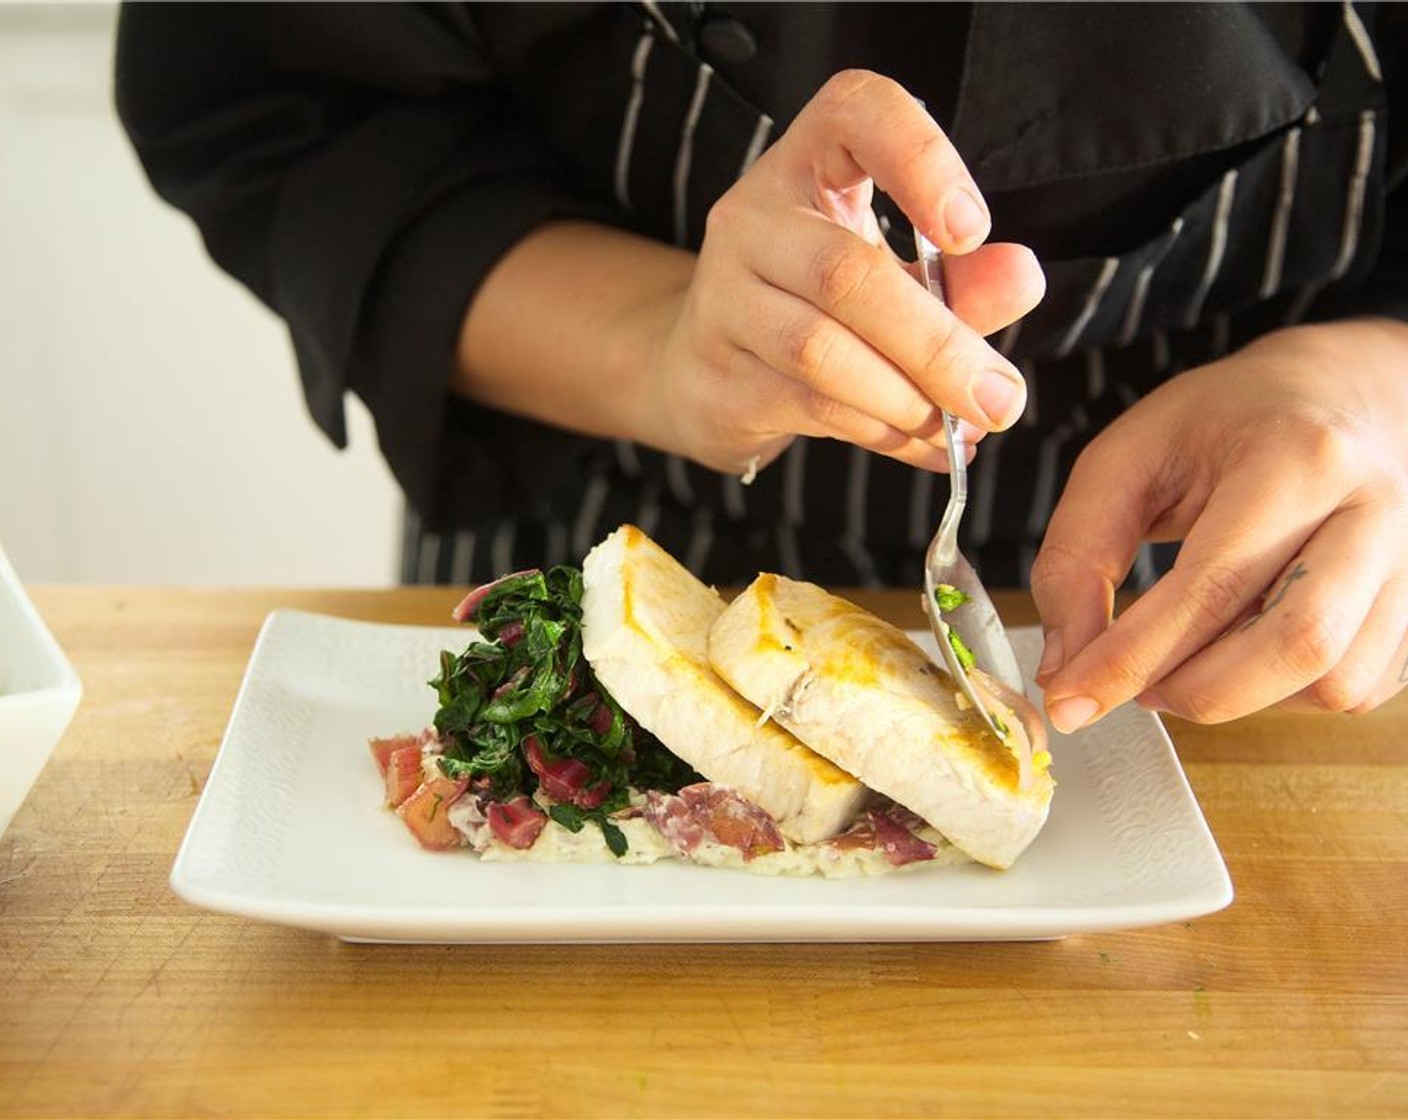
[
  {"x1": 1036, "y1": 629, "x2": 1064, "y2": 679},
  {"x1": 1136, "y1": 690, "x2": 1167, "y2": 711},
  {"x1": 973, "y1": 366, "x2": 1025, "y2": 427},
  {"x1": 1047, "y1": 695, "x2": 1100, "y2": 734},
  {"x1": 941, "y1": 187, "x2": 989, "y2": 249}
]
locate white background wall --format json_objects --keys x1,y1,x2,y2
[{"x1": 0, "y1": 3, "x2": 403, "y2": 586}]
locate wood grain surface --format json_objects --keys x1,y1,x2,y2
[{"x1": 1, "y1": 587, "x2": 1404, "y2": 1119}]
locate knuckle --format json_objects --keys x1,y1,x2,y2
[
  {"x1": 813, "y1": 69, "x2": 888, "y2": 113},
  {"x1": 1349, "y1": 688, "x2": 1391, "y2": 716},
  {"x1": 916, "y1": 313, "x2": 965, "y2": 385},
  {"x1": 1167, "y1": 682, "x2": 1236, "y2": 725},
  {"x1": 809, "y1": 241, "x2": 877, "y2": 312},
  {"x1": 703, "y1": 189, "x2": 746, "y2": 238},
  {"x1": 1307, "y1": 667, "x2": 1373, "y2": 715},
  {"x1": 899, "y1": 131, "x2": 957, "y2": 182},
  {"x1": 902, "y1": 402, "x2": 944, "y2": 438},
  {"x1": 1277, "y1": 608, "x2": 1353, "y2": 683},
  {"x1": 1068, "y1": 432, "x2": 1120, "y2": 479},
  {"x1": 1029, "y1": 542, "x2": 1081, "y2": 590},
  {"x1": 800, "y1": 388, "x2": 850, "y2": 433},
  {"x1": 1183, "y1": 562, "x2": 1254, "y2": 631},
  {"x1": 1284, "y1": 410, "x2": 1362, "y2": 477},
  {"x1": 776, "y1": 316, "x2": 836, "y2": 382},
  {"x1": 1308, "y1": 423, "x2": 1360, "y2": 477},
  {"x1": 720, "y1": 344, "x2": 754, "y2": 387},
  {"x1": 865, "y1": 426, "x2": 909, "y2": 456},
  {"x1": 1096, "y1": 645, "x2": 1159, "y2": 697}
]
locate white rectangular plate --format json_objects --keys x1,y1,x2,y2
[{"x1": 170, "y1": 611, "x2": 1233, "y2": 942}]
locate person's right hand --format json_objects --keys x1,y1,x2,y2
[{"x1": 650, "y1": 69, "x2": 1046, "y2": 476}]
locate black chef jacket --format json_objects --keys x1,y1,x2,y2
[{"x1": 114, "y1": 2, "x2": 1408, "y2": 587}]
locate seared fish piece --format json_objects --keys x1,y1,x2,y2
[
  {"x1": 581, "y1": 526, "x2": 869, "y2": 844},
  {"x1": 709, "y1": 574, "x2": 1054, "y2": 869}
]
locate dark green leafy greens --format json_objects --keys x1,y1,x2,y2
[
  {"x1": 548, "y1": 802, "x2": 628, "y2": 857},
  {"x1": 430, "y1": 567, "x2": 700, "y2": 852}
]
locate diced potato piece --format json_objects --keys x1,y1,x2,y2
[{"x1": 395, "y1": 776, "x2": 469, "y2": 851}]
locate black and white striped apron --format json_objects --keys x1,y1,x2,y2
[{"x1": 404, "y1": 1, "x2": 1388, "y2": 590}]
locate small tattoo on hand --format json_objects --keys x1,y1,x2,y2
[{"x1": 1239, "y1": 560, "x2": 1308, "y2": 632}]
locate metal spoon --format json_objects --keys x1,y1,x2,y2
[{"x1": 913, "y1": 228, "x2": 1026, "y2": 738}]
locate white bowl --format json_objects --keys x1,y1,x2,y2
[{"x1": 0, "y1": 542, "x2": 82, "y2": 838}]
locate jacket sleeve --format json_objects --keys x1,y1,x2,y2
[{"x1": 114, "y1": 2, "x2": 616, "y2": 521}]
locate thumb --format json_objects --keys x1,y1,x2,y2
[{"x1": 1030, "y1": 433, "x2": 1158, "y2": 691}]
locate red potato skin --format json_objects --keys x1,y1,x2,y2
[
  {"x1": 369, "y1": 734, "x2": 422, "y2": 777},
  {"x1": 396, "y1": 776, "x2": 470, "y2": 851},
  {"x1": 384, "y1": 747, "x2": 425, "y2": 808}
]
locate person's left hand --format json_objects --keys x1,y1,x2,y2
[{"x1": 1031, "y1": 318, "x2": 1408, "y2": 732}]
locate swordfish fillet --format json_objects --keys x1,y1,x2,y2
[
  {"x1": 580, "y1": 525, "x2": 868, "y2": 844},
  {"x1": 708, "y1": 574, "x2": 1054, "y2": 869}
]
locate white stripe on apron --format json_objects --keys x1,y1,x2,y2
[
  {"x1": 907, "y1": 465, "x2": 936, "y2": 551},
  {"x1": 1019, "y1": 360, "x2": 1038, "y2": 428},
  {"x1": 781, "y1": 439, "x2": 805, "y2": 521},
  {"x1": 1118, "y1": 217, "x2": 1184, "y2": 348},
  {"x1": 738, "y1": 113, "x2": 774, "y2": 177},
  {"x1": 722, "y1": 475, "x2": 747, "y2": 520},
  {"x1": 1282, "y1": 284, "x2": 1319, "y2": 327},
  {"x1": 1183, "y1": 169, "x2": 1239, "y2": 329},
  {"x1": 673, "y1": 63, "x2": 715, "y2": 246},
  {"x1": 1056, "y1": 257, "x2": 1119, "y2": 359},
  {"x1": 779, "y1": 438, "x2": 807, "y2": 578},
  {"x1": 1150, "y1": 328, "x2": 1171, "y2": 376},
  {"x1": 967, "y1": 431, "x2": 1003, "y2": 550},
  {"x1": 1026, "y1": 422, "x2": 1074, "y2": 540},
  {"x1": 639, "y1": 0, "x2": 680, "y2": 44},
  {"x1": 775, "y1": 524, "x2": 803, "y2": 579},
  {"x1": 665, "y1": 454, "x2": 695, "y2": 505},
  {"x1": 842, "y1": 444, "x2": 880, "y2": 584},
  {"x1": 449, "y1": 530, "x2": 476, "y2": 585},
  {"x1": 1342, "y1": 0, "x2": 1382, "y2": 82},
  {"x1": 571, "y1": 470, "x2": 611, "y2": 558},
  {"x1": 490, "y1": 520, "x2": 516, "y2": 577},
  {"x1": 995, "y1": 320, "x2": 1022, "y2": 358},
  {"x1": 613, "y1": 439, "x2": 642, "y2": 478},
  {"x1": 545, "y1": 523, "x2": 567, "y2": 568},
  {"x1": 1210, "y1": 312, "x2": 1232, "y2": 360},
  {"x1": 1330, "y1": 109, "x2": 1376, "y2": 281},
  {"x1": 1131, "y1": 541, "x2": 1159, "y2": 589},
  {"x1": 1260, "y1": 128, "x2": 1302, "y2": 298},
  {"x1": 401, "y1": 504, "x2": 422, "y2": 581},
  {"x1": 685, "y1": 506, "x2": 715, "y2": 573},
  {"x1": 636, "y1": 482, "x2": 662, "y2": 538},
  {"x1": 1285, "y1": 108, "x2": 1378, "y2": 325},
  {"x1": 614, "y1": 31, "x2": 655, "y2": 211},
  {"x1": 1085, "y1": 347, "x2": 1106, "y2": 399},
  {"x1": 1118, "y1": 266, "x2": 1155, "y2": 349},
  {"x1": 416, "y1": 529, "x2": 442, "y2": 585}
]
